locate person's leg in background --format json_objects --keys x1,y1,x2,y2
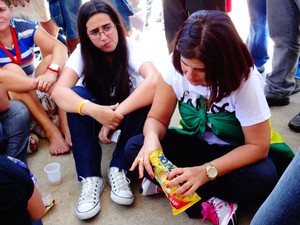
[
  {"x1": 246, "y1": 0, "x2": 269, "y2": 73},
  {"x1": 264, "y1": 0, "x2": 300, "y2": 105},
  {"x1": 48, "y1": 0, "x2": 81, "y2": 53},
  {"x1": 108, "y1": 0, "x2": 134, "y2": 32},
  {"x1": 162, "y1": 0, "x2": 226, "y2": 53},
  {"x1": 162, "y1": 0, "x2": 188, "y2": 53},
  {"x1": 251, "y1": 150, "x2": 300, "y2": 225}
]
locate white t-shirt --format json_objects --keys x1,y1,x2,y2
[
  {"x1": 65, "y1": 37, "x2": 148, "y2": 93},
  {"x1": 162, "y1": 55, "x2": 271, "y2": 145}
]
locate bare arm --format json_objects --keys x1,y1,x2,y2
[
  {"x1": 130, "y1": 76, "x2": 177, "y2": 178},
  {"x1": 115, "y1": 62, "x2": 160, "y2": 116},
  {"x1": 51, "y1": 67, "x2": 124, "y2": 130},
  {"x1": 99, "y1": 61, "x2": 160, "y2": 143},
  {"x1": 27, "y1": 185, "x2": 45, "y2": 221},
  {"x1": 33, "y1": 27, "x2": 68, "y2": 92},
  {"x1": 0, "y1": 85, "x2": 9, "y2": 112},
  {"x1": 0, "y1": 67, "x2": 37, "y2": 92}
]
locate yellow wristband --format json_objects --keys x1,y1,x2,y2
[{"x1": 78, "y1": 100, "x2": 90, "y2": 115}]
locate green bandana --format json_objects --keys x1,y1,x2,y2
[{"x1": 170, "y1": 96, "x2": 294, "y2": 176}]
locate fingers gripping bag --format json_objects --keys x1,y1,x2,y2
[{"x1": 149, "y1": 150, "x2": 201, "y2": 215}]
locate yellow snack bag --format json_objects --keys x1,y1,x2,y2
[{"x1": 149, "y1": 149, "x2": 201, "y2": 215}]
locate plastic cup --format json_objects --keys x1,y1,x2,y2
[{"x1": 44, "y1": 162, "x2": 61, "y2": 185}]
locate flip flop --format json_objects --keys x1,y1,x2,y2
[{"x1": 27, "y1": 133, "x2": 39, "y2": 154}]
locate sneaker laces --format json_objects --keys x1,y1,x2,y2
[
  {"x1": 110, "y1": 168, "x2": 131, "y2": 192},
  {"x1": 201, "y1": 197, "x2": 237, "y2": 225},
  {"x1": 78, "y1": 176, "x2": 100, "y2": 206}
]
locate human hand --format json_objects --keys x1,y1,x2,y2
[
  {"x1": 93, "y1": 103, "x2": 123, "y2": 130},
  {"x1": 36, "y1": 72, "x2": 57, "y2": 93},
  {"x1": 12, "y1": 0, "x2": 30, "y2": 7},
  {"x1": 130, "y1": 138, "x2": 162, "y2": 179},
  {"x1": 98, "y1": 126, "x2": 111, "y2": 144},
  {"x1": 166, "y1": 166, "x2": 207, "y2": 198},
  {"x1": 0, "y1": 85, "x2": 9, "y2": 112}
]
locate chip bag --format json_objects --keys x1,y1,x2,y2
[{"x1": 149, "y1": 149, "x2": 201, "y2": 215}]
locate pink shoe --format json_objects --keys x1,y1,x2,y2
[{"x1": 201, "y1": 197, "x2": 238, "y2": 225}]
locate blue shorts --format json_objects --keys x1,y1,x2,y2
[{"x1": 48, "y1": 0, "x2": 80, "y2": 40}]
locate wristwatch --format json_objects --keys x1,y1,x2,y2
[
  {"x1": 47, "y1": 64, "x2": 60, "y2": 75},
  {"x1": 204, "y1": 162, "x2": 218, "y2": 180}
]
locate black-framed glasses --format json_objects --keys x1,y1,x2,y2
[{"x1": 87, "y1": 24, "x2": 116, "y2": 39}]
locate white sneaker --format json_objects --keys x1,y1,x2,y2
[
  {"x1": 76, "y1": 177, "x2": 104, "y2": 220},
  {"x1": 201, "y1": 197, "x2": 238, "y2": 225},
  {"x1": 107, "y1": 167, "x2": 134, "y2": 205}
]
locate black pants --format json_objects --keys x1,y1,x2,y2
[
  {"x1": 163, "y1": 0, "x2": 226, "y2": 52},
  {"x1": 124, "y1": 130, "x2": 278, "y2": 218}
]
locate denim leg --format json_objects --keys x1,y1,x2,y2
[
  {"x1": 67, "y1": 86, "x2": 102, "y2": 180},
  {"x1": 59, "y1": 0, "x2": 80, "y2": 40},
  {"x1": 265, "y1": 0, "x2": 300, "y2": 98},
  {"x1": 110, "y1": 106, "x2": 150, "y2": 170},
  {"x1": 49, "y1": 0, "x2": 64, "y2": 28},
  {"x1": 0, "y1": 101, "x2": 30, "y2": 164},
  {"x1": 108, "y1": 0, "x2": 134, "y2": 31},
  {"x1": 246, "y1": 0, "x2": 269, "y2": 69},
  {"x1": 251, "y1": 150, "x2": 300, "y2": 225}
]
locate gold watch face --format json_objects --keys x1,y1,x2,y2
[{"x1": 207, "y1": 167, "x2": 218, "y2": 178}]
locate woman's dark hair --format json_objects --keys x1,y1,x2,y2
[
  {"x1": 77, "y1": 0, "x2": 130, "y2": 104},
  {"x1": 173, "y1": 10, "x2": 254, "y2": 109}
]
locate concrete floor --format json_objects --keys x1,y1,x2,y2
[{"x1": 27, "y1": 1, "x2": 300, "y2": 224}]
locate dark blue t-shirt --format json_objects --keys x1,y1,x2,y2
[{"x1": 0, "y1": 156, "x2": 34, "y2": 225}]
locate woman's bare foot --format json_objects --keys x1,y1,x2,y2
[{"x1": 46, "y1": 127, "x2": 70, "y2": 155}]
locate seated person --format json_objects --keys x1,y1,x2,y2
[
  {"x1": 0, "y1": 155, "x2": 45, "y2": 225},
  {"x1": 0, "y1": 0, "x2": 70, "y2": 155},
  {"x1": 51, "y1": 0, "x2": 159, "y2": 220},
  {"x1": 125, "y1": 10, "x2": 293, "y2": 224}
]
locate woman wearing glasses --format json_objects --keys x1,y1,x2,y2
[{"x1": 51, "y1": 0, "x2": 159, "y2": 220}]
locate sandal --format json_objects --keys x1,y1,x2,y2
[{"x1": 27, "y1": 133, "x2": 39, "y2": 154}]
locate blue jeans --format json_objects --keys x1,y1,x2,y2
[
  {"x1": 264, "y1": 0, "x2": 300, "y2": 98},
  {"x1": 67, "y1": 86, "x2": 150, "y2": 180},
  {"x1": 107, "y1": 0, "x2": 134, "y2": 31},
  {"x1": 124, "y1": 131, "x2": 278, "y2": 218},
  {"x1": 48, "y1": 0, "x2": 81, "y2": 40},
  {"x1": 251, "y1": 150, "x2": 300, "y2": 225},
  {"x1": 0, "y1": 101, "x2": 30, "y2": 164},
  {"x1": 246, "y1": 0, "x2": 269, "y2": 69}
]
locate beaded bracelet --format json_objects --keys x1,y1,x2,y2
[{"x1": 77, "y1": 99, "x2": 90, "y2": 115}]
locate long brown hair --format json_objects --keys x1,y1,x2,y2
[{"x1": 77, "y1": 0, "x2": 130, "y2": 105}]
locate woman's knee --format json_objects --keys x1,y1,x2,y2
[{"x1": 2, "y1": 63, "x2": 26, "y2": 75}]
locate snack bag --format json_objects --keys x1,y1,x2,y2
[{"x1": 149, "y1": 150, "x2": 201, "y2": 215}]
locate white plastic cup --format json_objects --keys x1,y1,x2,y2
[{"x1": 44, "y1": 162, "x2": 61, "y2": 185}]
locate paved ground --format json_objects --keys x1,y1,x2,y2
[{"x1": 28, "y1": 1, "x2": 299, "y2": 224}]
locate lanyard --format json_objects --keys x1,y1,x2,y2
[{"x1": 0, "y1": 24, "x2": 21, "y2": 64}]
